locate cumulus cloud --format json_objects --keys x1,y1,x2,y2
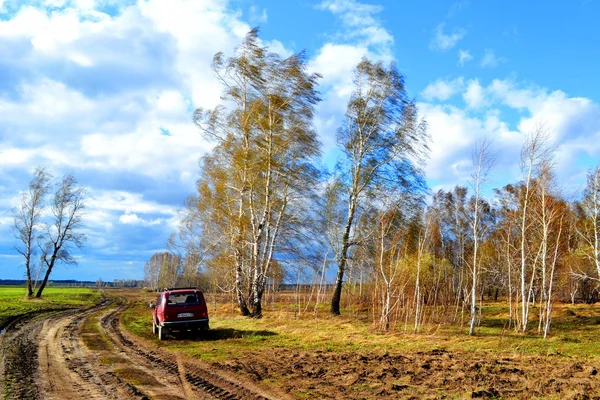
[
  {"x1": 422, "y1": 77, "x2": 464, "y2": 101},
  {"x1": 0, "y1": 0, "x2": 256, "y2": 280},
  {"x1": 462, "y1": 79, "x2": 486, "y2": 109},
  {"x1": 420, "y1": 77, "x2": 600, "y2": 190},
  {"x1": 429, "y1": 23, "x2": 467, "y2": 51},
  {"x1": 313, "y1": 0, "x2": 395, "y2": 155}
]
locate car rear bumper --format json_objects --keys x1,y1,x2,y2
[{"x1": 161, "y1": 318, "x2": 209, "y2": 330}]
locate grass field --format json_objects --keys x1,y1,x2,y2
[
  {"x1": 123, "y1": 293, "x2": 600, "y2": 361},
  {"x1": 121, "y1": 292, "x2": 600, "y2": 398},
  {"x1": 0, "y1": 286, "x2": 103, "y2": 328}
]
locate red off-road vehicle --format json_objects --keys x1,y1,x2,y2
[{"x1": 149, "y1": 287, "x2": 209, "y2": 340}]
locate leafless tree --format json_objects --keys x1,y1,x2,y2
[
  {"x1": 577, "y1": 163, "x2": 600, "y2": 281},
  {"x1": 517, "y1": 124, "x2": 554, "y2": 332},
  {"x1": 468, "y1": 137, "x2": 496, "y2": 335},
  {"x1": 35, "y1": 174, "x2": 86, "y2": 298},
  {"x1": 12, "y1": 167, "x2": 52, "y2": 297}
]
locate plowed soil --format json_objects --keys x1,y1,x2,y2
[{"x1": 217, "y1": 346, "x2": 600, "y2": 399}]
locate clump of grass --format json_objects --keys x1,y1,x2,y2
[
  {"x1": 100, "y1": 355, "x2": 127, "y2": 365},
  {"x1": 80, "y1": 311, "x2": 113, "y2": 351},
  {"x1": 113, "y1": 368, "x2": 160, "y2": 386}
]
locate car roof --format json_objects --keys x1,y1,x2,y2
[{"x1": 163, "y1": 289, "x2": 199, "y2": 294}]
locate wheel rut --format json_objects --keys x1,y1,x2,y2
[
  {"x1": 0, "y1": 296, "x2": 275, "y2": 400},
  {"x1": 100, "y1": 301, "x2": 273, "y2": 400}
]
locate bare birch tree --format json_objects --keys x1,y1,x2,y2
[
  {"x1": 517, "y1": 124, "x2": 553, "y2": 332},
  {"x1": 12, "y1": 167, "x2": 52, "y2": 297},
  {"x1": 36, "y1": 174, "x2": 86, "y2": 298},
  {"x1": 468, "y1": 138, "x2": 495, "y2": 335},
  {"x1": 577, "y1": 163, "x2": 600, "y2": 282}
]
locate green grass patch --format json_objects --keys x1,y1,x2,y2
[
  {"x1": 100, "y1": 355, "x2": 128, "y2": 365},
  {"x1": 113, "y1": 367, "x2": 161, "y2": 386},
  {"x1": 0, "y1": 286, "x2": 103, "y2": 327},
  {"x1": 81, "y1": 310, "x2": 113, "y2": 351},
  {"x1": 122, "y1": 294, "x2": 600, "y2": 364}
]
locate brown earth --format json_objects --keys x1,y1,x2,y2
[
  {"x1": 217, "y1": 347, "x2": 600, "y2": 399},
  {"x1": 0, "y1": 298, "x2": 279, "y2": 400},
  {"x1": 3, "y1": 295, "x2": 600, "y2": 399}
]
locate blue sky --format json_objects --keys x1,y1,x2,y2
[{"x1": 0, "y1": 0, "x2": 599, "y2": 282}]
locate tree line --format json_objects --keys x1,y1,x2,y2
[{"x1": 142, "y1": 30, "x2": 599, "y2": 336}]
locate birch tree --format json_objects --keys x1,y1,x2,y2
[
  {"x1": 330, "y1": 58, "x2": 428, "y2": 315},
  {"x1": 36, "y1": 174, "x2": 86, "y2": 298},
  {"x1": 468, "y1": 138, "x2": 495, "y2": 335},
  {"x1": 12, "y1": 167, "x2": 52, "y2": 297},
  {"x1": 577, "y1": 163, "x2": 600, "y2": 281},
  {"x1": 192, "y1": 29, "x2": 321, "y2": 317},
  {"x1": 517, "y1": 125, "x2": 553, "y2": 332}
]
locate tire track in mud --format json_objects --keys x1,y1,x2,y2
[
  {"x1": 0, "y1": 311, "x2": 50, "y2": 399},
  {"x1": 1, "y1": 296, "x2": 276, "y2": 400},
  {"x1": 38, "y1": 299, "x2": 150, "y2": 400},
  {"x1": 100, "y1": 301, "x2": 273, "y2": 400}
]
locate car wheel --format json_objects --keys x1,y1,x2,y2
[{"x1": 158, "y1": 325, "x2": 166, "y2": 340}]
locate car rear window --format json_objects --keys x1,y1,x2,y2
[{"x1": 166, "y1": 292, "x2": 199, "y2": 305}]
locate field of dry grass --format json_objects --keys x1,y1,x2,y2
[{"x1": 122, "y1": 289, "x2": 600, "y2": 399}]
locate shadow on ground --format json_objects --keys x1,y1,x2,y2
[{"x1": 171, "y1": 328, "x2": 277, "y2": 341}]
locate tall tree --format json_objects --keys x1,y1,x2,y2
[
  {"x1": 192, "y1": 29, "x2": 321, "y2": 317},
  {"x1": 36, "y1": 174, "x2": 86, "y2": 298},
  {"x1": 517, "y1": 125, "x2": 554, "y2": 332},
  {"x1": 467, "y1": 138, "x2": 495, "y2": 335},
  {"x1": 330, "y1": 58, "x2": 428, "y2": 315},
  {"x1": 577, "y1": 163, "x2": 600, "y2": 281},
  {"x1": 12, "y1": 167, "x2": 52, "y2": 297}
]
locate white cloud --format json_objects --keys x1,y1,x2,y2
[
  {"x1": 420, "y1": 78, "x2": 600, "y2": 189},
  {"x1": 422, "y1": 77, "x2": 464, "y2": 101},
  {"x1": 480, "y1": 49, "x2": 506, "y2": 68},
  {"x1": 318, "y1": 0, "x2": 393, "y2": 56},
  {"x1": 429, "y1": 23, "x2": 466, "y2": 51},
  {"x1": 0, "y1": 0, "x2": 257, "y2": 280},
  {"x1": 463, "y1": 79, "x2": 486, "y2": 109},
  {"x1": 457, "y1": 49, "x2": 472, "y2": 66},
  {"x1": 312, "y1": 1, "x2": 395, "y2": 157},
  {"x1": 0, "y1": 148, "x2": 35, "y2": 166},
  {"x1": 119, "y1": 212, "x2": 163, "y2": 226},
  {"x1": 87, "y1": 190, "x2": 177, "y2": 216},
  {"x1": 119, "y1": 213, "x2": 141, "y2": 224}
]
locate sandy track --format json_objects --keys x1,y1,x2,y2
[{"x1": 0, "y1": 299, "x2": 276, "y2": 400}]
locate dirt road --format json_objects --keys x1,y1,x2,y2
[{"x1": 0, "y1": 298, "x2": 277, "y2": 400}]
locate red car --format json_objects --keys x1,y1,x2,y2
[{"x1": 150, "y1": 287, "x2": 210, "y2": 340}]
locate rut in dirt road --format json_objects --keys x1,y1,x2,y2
[
  {"x1": 100, "y1": 301, "x2": 274, "y2": 400},
  {"x1": 0, "y1": 298, "x2": 276, "y2": 400}
]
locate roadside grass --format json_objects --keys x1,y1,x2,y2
[
  {"x1": 122, "y1": 292, "x2": 600, "y2": 362},
  {"x1": 81, "y1": 309, "x2": 114, "y2": 351},
  {"x1": 0, "y1": 286, "x2": 102, "y2": 327}
]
